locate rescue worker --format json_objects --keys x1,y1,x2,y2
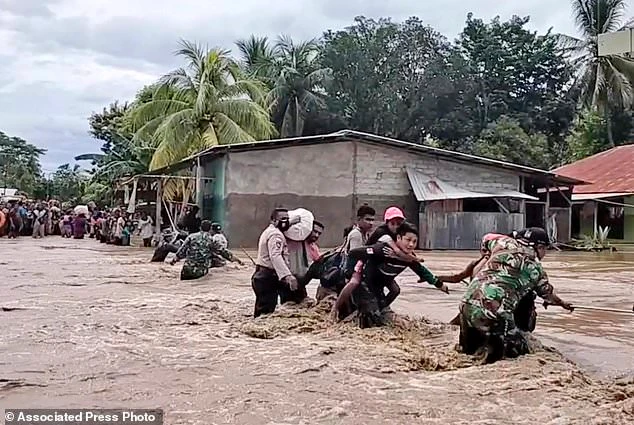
[
  {"x1": 170, "y1": 220, "x2": 243, "y2": 280},
  {"x1": 210, "y1": 223, "x2": 228, "y2": 268},
  {"x1": 442, "y1": 231, "x2": 539, "y2": 332},
  {"x1": 251, "y1": 208, "x2": 300, "y2": 317},
  {"x1": 334, "y1": 222, "x2": 449, "y2": 328},
  {"x1": 458, "y1": 227, "x2": 574, "y2": 363}
]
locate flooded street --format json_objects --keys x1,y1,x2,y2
[{"x1": 1, "y1": 238, "x2": 633, "y2": 424}]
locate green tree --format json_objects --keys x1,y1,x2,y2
[
  {"x1": 321, "y1": 16, "x2": 449, "y2": 140},
  {"x1": 0, "y1": 131, "x2": 46, "y2": 195},
  {"x1": 44, "y1": 163, "x2": 88, "y2": 202},
  {"x1": 566, "y1": 109, "x2": 611, "y2": 160},
  {"x1": 442, "y1": 14, "x2": 576, "y2": 162},
  {"x1": 557, "y1": 0, "x2": 634, "y2": 145},
  {"x1": 130, "y1": 40, "x2": 275, "y2": 170},
  {"x1": 475, "y1": 117, "x2": 552, "y2": 168},
  {"x1": 238, "y1": 35, "x2": 331, "y2": 137}
]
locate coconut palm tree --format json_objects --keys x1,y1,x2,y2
[
  {"x1": 130, "y1": 40, "x2": 276, "y2": 171},
  {"x1": 238, "y1": 35, "x2": 331, "y2": 138},
  {"x1": 558, "y1": 0, "x2": 634, "y2": 145}
]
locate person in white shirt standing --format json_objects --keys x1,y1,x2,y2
[
  {"x1": 112, "y1": 209, "x2": 126, "y2": 246},
  {"x1": 137, "y1": 211, "x2": 154, "y2": 247}
]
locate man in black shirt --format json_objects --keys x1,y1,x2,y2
[{"x1": 334, "y1": 222, "x2": 449, "y2": 328}]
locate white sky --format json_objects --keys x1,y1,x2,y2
[{"x1": 0, "y1": 0, "x2": 598, "y2": 170}]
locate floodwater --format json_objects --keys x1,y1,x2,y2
[{"x1": 1, "y1": 238, "x2": 633, "y2": 424}]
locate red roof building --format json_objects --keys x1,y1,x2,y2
[
  {"x1": 555, "y1": 145, "x2": 634, "y2": 242},
  {"x1": 555, "y1": 145, "x2": 634, "y2": 198}
]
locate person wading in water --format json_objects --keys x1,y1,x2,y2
[
  {"x1": 333, "y1": 222, "x2": 449, "y2": 328},
  {"x1": 458, "y1": 227, "x2": 574, "y2": 363},
  {"x1": 443, "y1": 232, "x2": 540, "y2": 332},
  {"x1": 251, "y1": 208, "x2": 301, "y2": 317},
  {"x1": 170, "y1": 220, "x2": 243, "y2": 280}
]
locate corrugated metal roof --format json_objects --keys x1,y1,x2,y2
[
  {"x1": 151, "y1": 130, "x2": 586, "y2": 186},
  {"x1": 571, "y1": 192, "x2": 634, "y2": 201},
  {"x1": 406, "y1": 168, "x2": 538, "y2": 201},
  {"x1": 555, "y1": 145, "x2": 634, "y2": 194}
]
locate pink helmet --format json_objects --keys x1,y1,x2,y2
[{"x1": 384, "y1": 206, "x2": 405, "y2": 222}]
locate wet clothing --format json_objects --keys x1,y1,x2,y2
[
  {"x1": 344, "y1": 242, "x2": 442, "y2": 328},
  {"x1": 252, "y1": 225, "x2": 297, "y2": 317},
  {"x1": 212, "y1": 233, "x2": 228, "y2": 250},
  {"x1": 73, "y1": 216, "x2": 87, "y2": 239},
  {"x1": 366, "y1": 224, "x2": 394, "y2": 245},
  {"x1": 175, "y1": 231, "x2": 237, "y2": 280},
  {"x1": 345, "y1": 225, "x2": 367, "y2": 252},
  {"x1": 255, "y1": 225, "x2": 292, "y2": 280},
  {"x1": 460, "y1": 236, "x2": 556, "y2": 362}
]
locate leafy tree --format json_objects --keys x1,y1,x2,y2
[
  {"x1": 321, "y1": 16, "x2": 449, "y2": 140},
  {"x1": 557, "y1": 0, "x2": 634, "y2": 145},
  {"x1": 130, "y1": 40, "x2": 275, "y2": 170},
  {"x1": 45, "y1": 163, "x2": 88, "y2": 202},
  {"x1": 566, "y1": 109, "x2": 611, "y2": 160},
  {"x1": 0, "y1": 131, "x2": 46, "y2": 195},
  {"x1": 474, "y1": 117, "x2": 552, "y2": 168},
  {"x1": 238, "y1": 35, "x2": 331, "y2": 137},
  {"x1": 440, "y1": 14, "x2": 576, "y2": 162}
]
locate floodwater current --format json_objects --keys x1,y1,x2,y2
[{"x1": 1, "y1": 238, "x2": 632, "y2": 424}]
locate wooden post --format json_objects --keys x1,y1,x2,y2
[
  {"x1": 155, "y1": 178, "x2": 162, "y2": 236},
  {"x1": 593, "y1": 201, "x2": 598, "y2": 238},
  {"x1": 544, "y1": 183, "x2": 550, "y2": 229},
  {"x1": 195, "y1": 157, "x2": 203, "y2": 212}
]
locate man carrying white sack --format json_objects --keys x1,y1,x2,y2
[{"x1": 284, "y1": 208, "x2": 324, "y2": 304}]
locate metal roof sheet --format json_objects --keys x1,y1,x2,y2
[
  {"x1": 406, "y1": 168, "x2": 539, "y2": 201},
  {"x1": 555, "y1": 145, "x2": 634, "y2": 194}
]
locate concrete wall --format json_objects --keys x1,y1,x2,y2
[
  {"x1": 223, "y1": 142, "x2": 355, "y2": 247},
  {"x1": 354, "y1": 142, "x2": 521, "y2": 232},
  {"x1": 218, "y1": 139, "x2": 526, "y2": 248}
]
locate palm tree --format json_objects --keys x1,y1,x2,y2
[
  {"x1": 130, "y1": 40, "x2": 276, "y2": 171},
  {"x1": 237, "y1": 35, "x2": 332, "y2": 138},
  {"x1": 558, "y1": 0, "x2": 634, "y2": 145}
]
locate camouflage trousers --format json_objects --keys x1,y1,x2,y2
[
  {"x1": 180, "y1": 263, "x2": 208, "y2": 281},
  {"x1": 459, "y1": 301, "x2": 530, "y2": 363}
]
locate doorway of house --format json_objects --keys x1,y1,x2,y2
[{"x1": 525, "y1": 202, "x2": 545, "y2": 229}]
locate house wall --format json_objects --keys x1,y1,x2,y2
[
  {"x1": 216, "y1": 139, "x2": 528, "y2": 248},
  {"x1": 223, "y1": 142, "x2": 355, "y2": 247},
  {"x1": 354, "y1": 142, "x2": 522, "y2": 248}
]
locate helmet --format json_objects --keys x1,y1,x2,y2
[
  {"x1": 515, "y1": 227, "x2": 551, "y2": 246},
  {"x1": 211, "y1": 222, "x2": 222, "y2": 231},
  {"x1": 384, "y1": 207, "x2": 405, "y2": 222}
]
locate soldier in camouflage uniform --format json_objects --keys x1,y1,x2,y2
[
  {"x1": 170, "y1": 220, "x2": 243, "y2": 280},
  {"x1": 459, "y1": 227, "x2": 574, "y2": 363}
]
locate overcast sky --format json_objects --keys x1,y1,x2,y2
[{"x1": 0, "y1": 0, "x2": 588, "y2": 171}]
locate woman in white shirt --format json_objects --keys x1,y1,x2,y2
[{"x1": 137, "y1": 211, "x2": 154, "y2": 247}]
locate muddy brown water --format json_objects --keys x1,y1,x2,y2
[{"x1": 1, "y1": 238, "x2": 633, "y2": 424}]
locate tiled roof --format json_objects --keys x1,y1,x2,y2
[{"x1": 555, "y1": 145, "x2": 634, "y2": 194}]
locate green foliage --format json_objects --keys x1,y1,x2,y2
[
  {"x1": 557, "y1": 0, "x2": 634, "y2": 145},
  {"x1": 0, "y1": 130, "x2": 45, "y2": 195},
  {"x1": 566, "y1": 110, "x2": 611, "y2": 160},
  {"x1": 129, "y1": 40, "x2": 276, "y2": 170},
  {"x1": 475, "y1": 117, "x2": 552, "y2": 168}
]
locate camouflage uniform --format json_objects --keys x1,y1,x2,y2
[
  {"x1": 175, "y1": 231, "x2": 238, "y2": 280},
  {"x1": 460, "y1": 236, "x2": 556, "y2": 361}
]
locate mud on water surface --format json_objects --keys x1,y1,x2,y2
[{"x1": 1, "y1": 238, "x2": 633, "y2": 424}]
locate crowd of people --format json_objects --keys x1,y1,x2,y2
[
  {"x1": 0, "y1": 199, "x2": 154, "y2": 245},
  {"x1": 1, "y1": 196, "x2": 575, "y2": 364}
]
